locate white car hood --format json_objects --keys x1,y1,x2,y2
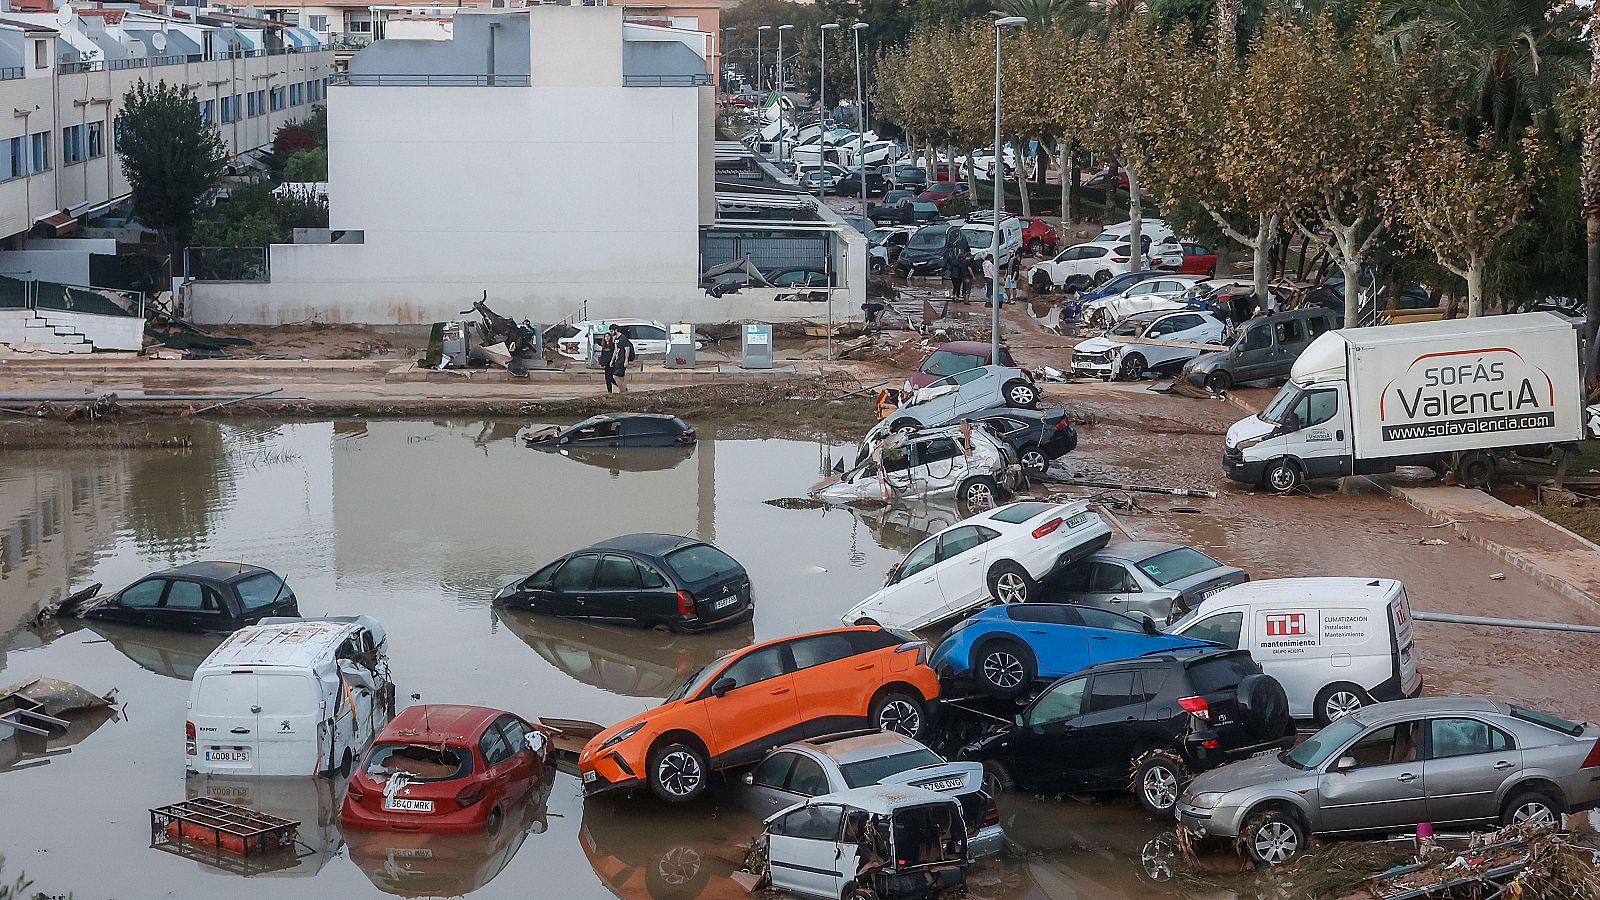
[
  {"x1": 1073, "y1": 336, "x2": 1122, "y2": 354},
  {"x1": 1225, "y1": 415, "x2": 1275, "y2": 449}
]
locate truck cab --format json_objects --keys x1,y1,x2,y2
[{"x1": 1225, "y1": 380, "x2": 1353, "y2": 492}]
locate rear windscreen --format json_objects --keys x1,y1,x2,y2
[
  {"x1": 839, "y1": 749, "x2": 944, "y2": 788},
  {"x1": 1136, "y1": 548, "x2": 1223, "y2": 586},
  {"x1": 664, "y1": 544, "x2": 741, "y2": 583},
  {"x1": 1185, "y1": 655, "x2": 1259, "y2": 693},
  {"x1": 989, "y1": 502, "x2": 1057, "y2": 524},
  {"x1": 367, "y1": 744, "x2": 473, "y2": 781},
  {"x1": 234, "y1": 573, "x2": 289, "y2": 610},
  {"x1": 921, "y1": 351, "x2": 984, "y2": 377},
  {"x1": 892, "y1": 804, "x2": 965, "y2": 865}
]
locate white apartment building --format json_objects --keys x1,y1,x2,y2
[{"x1": 188, "y1": 5, "x2": 866, "y2": 328}]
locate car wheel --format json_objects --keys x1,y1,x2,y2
[
  {"x1": 1025, "y1": 238, "x2": 1043, "y2": 256},
  {"x1": 987, "y1": 561, "x2": 1037, "y2": 604},
  {"x1": 1019, "y1": 444, "x2": 1049, "y2": 476},
  {"x1": 889, "y1": 417, "x2": 920, "y2": 434},
  {"x1": 1263, "y1": 458, "x2": 1303, "y2": 494},
  {"x1": 1313, "y1": 682, "x2": 1369, "y2": 726},
  {"x1": 871, "y1": 691, "x2": 926, "y2": 738},
  {"x1": 1237, "y1": 673, "x2": 1291, "y2": 738},
  {"x1": 1205, "y1": 371, "x2": 1232, "y2": 393},
  {"x1": 646, "y1": 845, "x2": 709, "y2": 896},
  {"x1": 1501, "y1": 789, "x2": 1562, "y2": 828},
  {"x1": 1455, "y1": 450, "x2": 1496, "y2": 488},
  {"x1": 1117, "y1": 353, "x2": 1147, "y2": 381},
  {"x1": 843, "y1": 884, "x2": 880, "y2": 900},
  {"x1": 1093, "y1": 269, "x2": 1112, "y2": 285},
  {"x1": 1131, "y1": 749, "x2": 1187, "y2": 816},
  {"x1": 973, "y1": 639, "x2": 1035, "y2": 698},
  {"x1": 485, "y1": 806, "x2": 504, "y2": 836},
  {"x1": 1243, "y1": 809, "x2": 1306, "y2": 866},
  {"x1": 1003, "y1": 380, "x2": 1038, "y2": 408},
  {"x1": 960, "y1": 475, "x2": 1001, "y2": 509},
  {"x1": 648, "y1": 742, "x2": 709, "y2": 803},
  {"x1": 981, "y1": 760, "x2": 1016, "y2": 795},
  {"x1": 1030, "y1": 271, "x2": 1054, "y2": 294},
  {"x1": 870, "y1": 257, "x2": 885, "y2": 276}
]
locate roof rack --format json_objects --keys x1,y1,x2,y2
[{"x1": 962, "y1": 209, "x2": 1018, "y2": 224}]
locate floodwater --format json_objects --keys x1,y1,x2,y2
[{"x1": 0, "y1": 419, "x2": 1334, "y2": 898}]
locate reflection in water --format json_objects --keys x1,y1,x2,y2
[
  {"x1": 579, "y1": 798, "x2": 757, "y2": 900},
  {"x1": 71, "y1": 619, "x2": 223, "y2": 680},
  {"x1": 559, "y1": 446, "x2": 696, "y2": 475},
  {"x1": 122, "y1": 423, "x2": 236, "y2": 560},
  {"x1": 0, "y1": 703, "x2": 118, "y2": 775},
  {"x1": 851, "y1": 500, "x2": 968, "y2": 555},
  {"x1": 496, "y1": 611, "x2": 754, "y2": 700},
  {"x1": 179, "y1": 774, "x2": 345, "y2": 877},
  {"x1": 345, "y1": 773, "x2": 554, "y2": 897}
]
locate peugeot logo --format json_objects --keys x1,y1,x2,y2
[{"x1": 279, "y1": 720, "x2": 292, "y2": 732}]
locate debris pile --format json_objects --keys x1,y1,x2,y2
[{"x1": 1363, "y1": 826, "x2": 1600, "y2": 900}]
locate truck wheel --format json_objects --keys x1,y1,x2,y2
[
  {"x1": 1455, "y1": 451, "x2": 1495, "y2": 488},
  {"x1": 1263, "y1": 458, "x2": 1302, "y2": 494},
  {"x1": 1205, "y1": 371, "x2": 1232, "y2": 393}
]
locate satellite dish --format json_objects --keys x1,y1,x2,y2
[
  {"x1": 151, "y1": 31, "x2": 167, "y2": 51},
  {"x1": 56, "y1": 6, "x2": 73, "y2": 25}
]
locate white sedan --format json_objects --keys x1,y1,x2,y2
[
  {"x1": 1082, "y1": 274, "x2": 1204, "y2": 325},
  {"x1": 1027, "y1": 241, "x2": 1183, "y2": 293},
  {"x1": 1070, "y1": 308, "x2": 1228, "y2": 381},
  {"x1": 841, "y1": 500, "x2": 1112, "y2": 631},
  {"x1": 555, "y1": 319, "x2": 671, "y2": 361}
]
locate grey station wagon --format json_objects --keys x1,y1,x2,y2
[
  {"x1": 1177, "y1": 697, "x2": 1600, "y2": 865},
  {"x1": 1182, "y1": 308, "x2": 1339, "y2": 393}
]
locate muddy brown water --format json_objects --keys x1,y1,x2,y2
[{"x1": 1, "y1": 415, "x2": 1588, "y2": 899}]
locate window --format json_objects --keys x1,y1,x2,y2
[
  {"x1": 32, "y1": 40, "x2": 46, "y2": 70},
  {"x1": 637, "y1": 563, "x2": 667, "y2": 589},
  {"x1": 119, "y1": 579, "x2": 165, "y2": 609},
  {"x1": 367, "y1": 744, "x2": 471, "y2": 781},
  {"x1": 164, "y1": 581, "x2": 217, "y2": 612},
  {"x1": 86, "y1": 121, "x2": 103, "y2": 159},
  {"x1": 478, "y1": 724, "x2": 513, "y2": 766},
  {"x1": 1137, "y1": 548, "x2": 1223, "y2": 586},
  {"x1": 1430, "y1": 718, "x2": 1513, "y2": 759},
  {"x1": 218, "y1": 95, "x2": 233, "y2": 123},
  {"x1": 663, "y1": 543, "x2": 740, "y2": 582},
  {"x1": 1345, "y1": 722, "x2": 1421, "y2": 768},
  {"x1": 840, "y1": 748, "x2": 944, "y2": 788},
  {"x1": 550, "y1": 554, "x2": 599, "y2": 591},
  {"x1": 1274, "y1": 319, "x2": 1305, "y2": 347},
  {"x1": 1, "y1": 136, "x2": 24, "y2": 180},
  {"x1": 1087, "y1": 562, "x2": 1135, "y2": 593},
  {"x1": 922, "y1": 350, "x2": 985, "y2": 378},
  {"x1": 1027, "y1": 677, "x2": 1087, "y2": 726},
  {"x1": 308, "y1": 14, "x2": 329, "y2": 31},
  {"x1": 1081, "y1": 246, "x2": 1107, "y2": 259},
  {"x1": 896, "y1": 538, "x2": 940, "y2": 582},
  {"x1": 497, "y1": 715, "x2": 530, "y2": 750},
  {"x1": 790, "y1": 633, "x2": 855, "y2": 670},
  {"x1": 1076, "y1": 607, "x2": 1144, "y2": 633},
  {"x1": 716, "y1": 645, "x2": 786, "y2": 690},
  {"x1": 1087, "y1": 671, "x2": 1142, "y2": 712},
  {"x1": 1240, "y1": 324, "x2": 1272, "y2": 352},
  {"x1": 28, "y1": 132, "x2": 48, "y2": 172},
  {"x1": 1308, "y1": 315, "x2": 1333, "y2": 338},
  {"x1": 1285, "y1": 716, "x2": 1366, "y2": 769},
  {"x1": 1181, "y1": 611, "x2": 1243, "y2": 648},
  {"x1": 1298, "y1": 388, "x2": 1339, "y2": 428},
  {"x1": 270, "y1": 87, "x2": 286, "y2": 111},
  {"x1": 289, "y1": 83, "x2": 304, "y2": 106},
  {"x1": 522, "y1": 560, "x2": 560, "y2": 590},
  {"x1": 234, "y1": 573, "x2": 288, "y2": 609},
  {"x1": 307, "y1": 78, "x2": 320, "y2": 102},
  {"x1": 939, "y1": 525, "x2": 995, "y2": 560},
  {"x1": 199, "y1": 99, "x2": 214, "y2": 125},
  {"x1": 786, "y1": 756, "x2": 829, "y2": 796},
  {"x1": 752, "y1": 752, "x2": 796, "y2": 789},
  {"x1": 774, "y1": 805, "x2": 843, "y2": 841},
  {"x1": 247, "y1": 92, "x2": 258, "y2": 117},
  {"x1": 918, "y1": 437, "x2": 963, "y2": 465},
  {"x1": 61, "y1": 124, "x2": 84, "y2": 165},
  {"x1": 1186, "y1": 654, "x2": 1259, "y2": 693},
  {"x1": 349, "y1": 18, "x2": 372, "y2": 32},
  {"x1": 1007, "y1": 604, "x2": 1082, "y2": 626},
  {"x1": 594, "y1": 555, "x2": 641, "y2": 590}
]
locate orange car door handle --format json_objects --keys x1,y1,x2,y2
[
  {"x1": 854, "y1": 663, "x2": 874, "y2": 671},
  {"x1": 769, "y1": 687, "x2": 791, "y2": 696}
]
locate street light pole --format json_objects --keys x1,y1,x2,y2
[
  {"x1": 852, "y1": 22, "x2": 867, "y2": 204},
  {"x1": 756, "y1": 25, "x2": 770, "y2": 92},
  {"x1": 991, "y1": 16, "x2": 1026, "y2": 364},
  {"x1": 778, "y1": 24, "x2": 793, "y2": 166},
  {"x1": 820, "y1": 21, "x2": 840, "y2": 361}
]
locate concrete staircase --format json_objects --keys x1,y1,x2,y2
[{"x1": 0, "y1": 310, "x2": 95, "y2": 353}]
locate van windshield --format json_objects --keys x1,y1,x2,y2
[{"x1": 1259, "y1": 384, "x2": 1305, "y2": 425}]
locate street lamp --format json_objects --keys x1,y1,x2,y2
[
  {"x1": 820, "y1": 22, "x2": 840, "y2": 360},
  {"x1": 777, "y1": 24, "x2": 794, "y2": 164},
  {"x1": 852, "y1": 22, "x2": 868, "y2": 204},
  {"x1": 990, "y1": 15, "x2": 1025, "y2": 364},
  {"x1": 757, "y1": 25, "x2": 771, "y2": 92}
]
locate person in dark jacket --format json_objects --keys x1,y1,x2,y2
[
  {"x1": 608, "y1": 324, "x2": 633, "y2": 394},
  {"x1": 943, "y1": 226, "x2": 972, "y2": 300}
]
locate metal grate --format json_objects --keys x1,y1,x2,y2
[{"x1": 700, "y1": 229, "x2": 832, "y2": 283}]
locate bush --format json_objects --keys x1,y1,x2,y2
[
  {"x1": 283, "y1": 147, "x2": 327, "y2": 182},
  {"x1": 192, "y1": 181, "x2": 328, "y2": 247}
]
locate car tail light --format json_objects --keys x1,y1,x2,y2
[
  {"x1": 347, "y1": 778, "x2": 366, "y2": 800},
  {"x1": 983, "y1": 795, "x2": 1000, "y2": 827},
  {"x1": 1112, "y1": 257, "x2": 1129, "y2": 264},
  {"x1": 895, "y1": 640, "x2": 929, "y2": 666},
  {"x1": 185, "y1": 720, "x2": 196, "y2": 756},
  {"x1": 1201, "y1": 738, "x2": 1219, "y2": 749},
  {"x1": 456, "y1": 785, "x2": 484, "y2": 808},
  {"x1": 1032, "y1": 517, "x2": 1064, "y2": 539},
  {"x1": 676, "y1": 590, "x2": 696, "y2": 616},
  {"x1": 1583, "y1": 740, "x2": 1600, "y2": 769},
  {"x1": 1177, "y1": 696, "x2": 1210, "y2": 720},
  {"x1": 186, "y1": 721, "x2": 196, "y2": 740},
  {"x1": 1054, "y1": 418, "x2": 1068, "y2": 432}
]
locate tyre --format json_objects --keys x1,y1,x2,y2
[
  {"x1": 1237, "y1": 673, "x2": 1291, "y2": 738},
  {"x1": 646, "y1": 845, "x2": 709, "y2": 898},
  {"x1": 981, "y1": 760, "x2": 1015, "y2": 795},
  {"x1": 960, "y1": 475, "x2": 1001, "y2": 508},
  {"x1": 869, "y1": 257, "x2": 885, "y2": 276},
  {"x1": 1003, "y1": 380, "x2": 1038, "y2": 408},
  {"x1": 1131, "y1": 749, "x2": 1187, "y2": 816},
  {"x1": 1500, "y1": 789, "x2": 1562, "y2": 828},
  {"x1": 844, "y1": 885, "x2": 880, "y2": 900},
  {"x1": 1262, "y1": 458, "x2": 1302, "y2": 494},
  {"x1": 485, "y1": 806, "x2": 504, "y2": 836},
  {"x1": 1205, "y1": 370, "x2": 1232, "y2": 393},
  {"x1": 1093, "y1": 269, "x2": 1112, "y2": 285},
  {"x1": 1019, "y1": 444, "x2": 1049, "y2": 476},
  {"x1": 1031, "y1": 270, "x2": 1054, "y2": 294},
  {"x1": 1025, "y1": 238, "x2": 1044, "y2": 256},
  {"x1": 1242, "y1": 808, "x2": 1306, "y2": 866},
  {"x1": 871, "y1": 691, "x2": 926, "y2": 738},
  {"x1": 338, "y1": 749, "x2": 353, "y2": 778},
  {"x1": 889, "y1": 417, "x2": 920, "y2": 434},
  {"x1": 1118, "y1": 353, "x2": 1148, "y2": 381},
  {"x1": 987, "y1": 561, "x2": 1037, "y2": 604},
  {"x1": 1312, "y1": 682, "x2": 1369, "y2": 726},
  {"x1": 648, "y1": 742, "x2": 709, "y2": 803},
  {"x1": 973, "y1": 639, "x2": 1035, "y2": 698},
  {"x1": 1455, "y1": 450, "x2": 1495, "y2": 488}
]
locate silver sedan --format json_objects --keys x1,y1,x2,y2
[
  {"x1": 1176, "y1": 697, "x2": 1600, "y2": 865},
  {"x1": 1053, "y1": 541, "x2": 1248, "y2": 623}
]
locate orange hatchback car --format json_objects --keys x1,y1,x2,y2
[{"x1": 580, "y1": 626, "x2": 940, "y2": 802}]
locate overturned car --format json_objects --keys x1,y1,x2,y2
[{"x1": 812, "y1": 424, "x2": 1024, "y2": 508}]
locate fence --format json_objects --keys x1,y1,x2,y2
[
  {"x1": 700, "y1": 228, "x2": 833, "y2": 283},
  {"x1": 184, "y1": 246, "x2": 270, "y2": 282},
  {"x1": 59, "y1": 45, "x2": 325, "y2": 77},
  {"x1": 624, "y1": 74, "x2": 713, "y2": 87},
  {"x1": 335, "y1": 73, "x2": 531, "y2": 87},
  {"x1": 0, "y1": 274, "x2": 144, "y2": 318}
]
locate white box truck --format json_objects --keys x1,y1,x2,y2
[{"x1": 1224, "y1": 313, "x2": 1582, "y2": 491}]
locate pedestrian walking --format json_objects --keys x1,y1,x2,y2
[
  {"x1": 982, "y1": 255, "x2": 996, "y2": 301},
  {"x1": 609, "y1": 324, "x2": 633, "y2": 394},
  {"x1": 597, "y1": 328, "x2": 617, "y2": 393},
  {"x1": 942, "y1": 226, "x2": 971, "y2": 301}
]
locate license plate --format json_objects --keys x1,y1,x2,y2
[
  {"x1": 205, "y1": 749, "x2": 250, "y2": 763},
  {"x1": 712, "y1": 595, "x2": 739, "y2": 610},
  {"x1": 1202, "y1": 586, "x2": 1225, "y2": 600},
  {"x1": 388, "y1": 848, "x2": 433, "y2": 860},
  {"x1": 916, "y1": 777, "x2": 965, "y2": 792},
  {"x1": 1065, "y1": 512, "x2": 1087, "y2": 528},
  {"x1": 383, "y1": 797, "x2": 435, "y2": 813},
  {"x1": 582, "y1": 770, "x2": 598, "y2": 784}
]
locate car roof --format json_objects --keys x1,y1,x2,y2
[
  {"x1": 1076, "y1": 646, "x2": 1243, "y2": 674},
  {"x1": 381, "y1": 704, "x2": 506, "y2": 746},
  {"x1": 200, "y1": 616, "x2": 382, "y2": 670},
  {"x1": 158, "y1": 561, "x2": 273, "y2": 583},
  {"x1": 1092, "y1": 541, "x2": 1189, "y2": 563},
  {"x1": 1350, "y1": 697, "x2": 1504, "y2": 725},
  {"x1": 931, "y1": 341, "x2": 994, "y2": 356},
  {"x1": 584, "y1": 533, "x2": 703, "y2": 555},
  {"x1": 787, "y1": 730, "x2": 929, "y2": 765},
  {"x1": 1205, "y1": 577, "x2": 1401, "y2": 607}
]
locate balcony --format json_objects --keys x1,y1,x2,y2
[
  {"x1": 334, "y1": 73, "x2": 531, "y2": 87},
  {"x1": 623, "y1": 73, "x2": 711, "y2": 87}
]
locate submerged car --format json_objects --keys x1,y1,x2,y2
[
  {"x1": 342, "y1": 704, "x2": 554, "y2": 834},
  {"x1": 1053, "y1": 542, "x2": 1248, "y2": 623},
  {"x1": 1179, "y1": 697, "x2": 1600, "y2": 865},
  {"x1": 1070, "y1": 309, "x2": 1227, "y2": 381},
  {"x1": 493, "y1": 534, "x2": 752, "y2": 633},
  {"x1": 521, "y1": 413, "x2": 696, "y2": 450},
  {"x1": 881, "y1": 364, "x2": 1039, "y2": 432},
  {"x1": 815, "y1": 424, "x2": 1024, "y2": 508},
  {"x1": 929, "y1": 603, "x2": 1217, "y2": 697},
  {"x1": 759, "y1": 785, "x2": 967, "y2": 900},
  {"x1": 841, "y1": 501, "x2": 1112, "y2": 631},
  {"x1": 55, "y1": 562, "x2": 298, "y2": 634},
  {"x1": 741, "y1": 730, "x2": 1004, "y2": 859}
]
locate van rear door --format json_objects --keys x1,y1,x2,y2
[
  {"x1": 256, "y1": 672, "x2": 323, "y2": 776},
  {"x1": 193, "y1": 672, "x2": 261, "y2": 775},
  {"x1": 1389, "y1": 588, "x2": 1420, "y2": 697}
]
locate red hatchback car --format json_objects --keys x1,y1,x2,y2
[
  {"x1": 1019, "y1": 217, "x2": 1058, "y2": 257},
  {"x1": 909, "y1": 340, "x2": 1019, "y2": 389},
  {"x1": 342, "y1": 705, "x2": 553, "y2": 834}
]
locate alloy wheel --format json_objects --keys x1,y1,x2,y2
[
  {"x1": 657, "y1": 847, "x2": 702, "y2": 886},
  {"x1": 995, "y1": 572, "x2": 1028, "y2": 603},
  {"x1": 877, "y1": 699, "x2": 921, "y2": 736},
  {"x1": 1325, "y1": 691, "x2": 1363, "y2": 721},
  {"x1": 1021, "y1": 450, "x2": 1048, "y2": 474},
  {"x1": 1252, "y1": 822, "x2": 1299, "y2": 865},
  {"x1": 1513, "y1": 801, "x2": 1556, "y2": 827},
  {"x1": 966, "y1": 482, "x2": 996, "y2": 506},
  {"x1": 657, "y1": 751, "x2": 702, "y2": 798},
  {"x1": 982, "y1": 651, "x2": 1025, "y2": 689},
  {"x1": 1009, "y1": 385, "x2": 1037, "y2": 406},
  {"x1": 1141, "y1": 765, "x2": 1179, "y2": 811}
]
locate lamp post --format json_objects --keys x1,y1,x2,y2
[
  {"x1": 852, "y1": 22, "x2": 867, "y2": 204},
  {"x1": 777, "y1": 24, "x2": 793, "y2": 165},
  {"x1": 756, "y1": 25, "x2": 770, "y2": 92},
  {"x1": 820, "y1": 21, "x2": 840, "y2": 360},
  {"x1": 990, "y1": 15, "x2": 1026, "y2": 364}
]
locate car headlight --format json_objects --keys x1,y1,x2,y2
[
  {"x1": 597, "y1": 723, "x2": 644, "y2": 752},
  {"x1": 1186, "y1": 792, "x2": 1227, "y2": 809}
]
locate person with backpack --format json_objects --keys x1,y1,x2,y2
[{"x1": 608, "y1": 324, "x2": 634, "y2": 393}]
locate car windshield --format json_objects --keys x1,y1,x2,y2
[
  {"x1": 665, "y1": 657, "x2": 728, "y2": 703},
  {"x1": 907, "y1": 228, "x2": 946, "y2": 250},
  {"x1": 234, "y1": 572, "x2": 289, "y2": 610},
  {"x1": 921, "y1": 350, "x2": 985, "y2": 377},
  {"x1": 1283, "y1": 716, "x2": 1367, "y2": 769},
  {"x1": 839, "y1": 748, "x2": 946, "y2": 788},
  {"x1": 1136, "y1": 548, "x2": 1223, "y2": 586},
  {"x1": 664, "y1": 543, "x2": 741, "y2": 582},
  {"x1": 1109, "y1": 318, "x2": 1151, "y2": 338},
  {"x1": 366, "y1": 743, "x2": 473, "y2": 781},
  {"x1": 1259, "y1": 384, "x2": 1305, "y2": 425}
]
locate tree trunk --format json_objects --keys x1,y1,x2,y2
[
  {"x1": 1585, "y1": 24, "x2": 1600, "y2": 388},
  {"x1": 1058, "y1": 142, "x2": 1070, "y2": 224},
  {"x1": 1341, "y1": 257, "x2": 1361, "y2": 324},
  {"x1": 964, "y1": 148, "x2": 977, "y2": 197},
  {"x1": 1104, "y1": 160, "x2": 1120, "y2": 224},
  {"x1": 1466, "y1": 256, "x2": 1485, "y2": 317},
  {"x1": 1068, "y1": 142, "x2": 1080, "y2": 225},
  {"x1": 1252, "y1": 212, "x2": 1275, "y2": 303},
  {"x1": 1216, "y1": 0, "x2": 1240, "y2": 66},
  {"x1": 1015, "y1": 137, "x2": 1031, "y2": 218},
  {"x1": 1126, "y1": 162, "x2": 1143, "y2": 271}
]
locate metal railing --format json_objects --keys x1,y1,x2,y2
[
  {"x1": 184, "y1": 246, "x2": 270, "y2": 282},
  {"x1": 326, "y1": 32, "x2": 373, "y2": 50},
  {"x1": 0, "y1": 275, "x2": 144, "y2": 319},
  {"x1": 0, "y1": 67, "x2": 22, "y2": 81},
  {"x1": 336, "y1": 73, "x2": 530, "y2": 87},
  {"x1": 624, "y1": 73, "x2": 712, "y2": 87},
  {"x1": 53, "y1": 48, "x2": 331, "y2": 76},
  {"x1": 57, "y1": 60, "x2": 105, "y2": 74},
  {"x1": 700, "y1": 227, "x2": 832, "y2": 282}
]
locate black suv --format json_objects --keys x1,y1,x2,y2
[
  {"x1": 951, "y1": 649, "x2": 1293, "y2": 816},
  {"x1": 969, "y1": 407, "x2": 1079, "y2": 476}
]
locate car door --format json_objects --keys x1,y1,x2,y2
[
  {"x1": 1005, "y1": 604, "x2": 1090, "y2": 677},
  {"x1": 746, "y1": 751, "x2": 804, "y2": 816},
  {"x1": 908, "y1": 435, "x2": 967, "y2": 495},
  {"x1": 588, "y1": 554, "x2": 644, "y2": 623},
  {"x1": 1318, "y1": 720, "x2": 1426, "y2": 833},
  {"x1": 1001, "y1": 675, "x2": 1092, "y2": 792},
  {"x1": 1231, "y1": 322, "x2": 1276, "y2": 382},
  {"x1": 496, "y1": 716, "x2": 541, "y2": 802},
  {"x1": 1069, "y1": 670, "x2": 1147, "y2": 785},
  {"x1": 932, "y1": 524, "x2": 1001, "y2": 616},
  {"x1": 545, "y1": 553, "x2": 601, "y2": 617},
  {"x1": 1076, "y1": 607, "x2": 1160, "y2": 664},
  {"x1": 1069, "y1": 561, "x2": 1141, "y2": 614},
  {"x1": 1291, "y1": 386, "x2": 1350, "y2": 478},
  {"x1": 789, "y1": 632, "x2": 871, "y2": 736},
  {"x1": 157, "y1": 578, "x2": 230, "y2": 632},
  {"x1": 1271, "y1": 317, "x2": 1307, "y2": 372},
  {"x1": 767, "y1": 804, "x2": 847, "y2": 899},
  {"x1": 1422, "y1": 717, "x2": 1520, "y2": 825},
  {"x1": 99, "y1": 577, "x2": 168, "y2": 627},
  {"x1": 951, "y1": 367, "x2": 1000, "y2": 417},
  {"x1": 1157, "y1": 313, "x2": 1212, "y2": 368},
  {"x1": 876, "y1": 536, "x2": 945, "y2": 625},
  {"x1": 567, "y1": 420, "x2": 623, "y2": 448},
  {"x1": 476, "y1": 722, "x2": 521, "y2": 809},
  {"x1": 1073, "y1": 245, "x2": 1109, "y2": 279},
  {"x1": 700, "y1": 644, "x2": 802, "y2": 766}
]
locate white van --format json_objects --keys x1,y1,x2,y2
[
  {"x1": 187, "y1": 616, "x2": 394, "y2": 778},
  {"x1": 1166, "y1": 578, "x2": 1421, "y2": 725}
]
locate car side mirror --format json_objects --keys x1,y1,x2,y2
[
  {"x1": 885, "y1": 563, "x2": 900, "y2": 586},
  {"x1": 1277, "y1": 413, "x2": 1301, "y2": 436},
  {"x1": 1141, "y1": 615, "x2": 1160, "y2": 636},
  {"x1": 712, "y1": 677, "x2": 736, "y2": 699},
  {"x1": 1013, "y1": 714, "x2": 1024, "y2": 728},
  {"x1": 1333, "y1": 755, "x2": 1358, "y2": 773}
]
